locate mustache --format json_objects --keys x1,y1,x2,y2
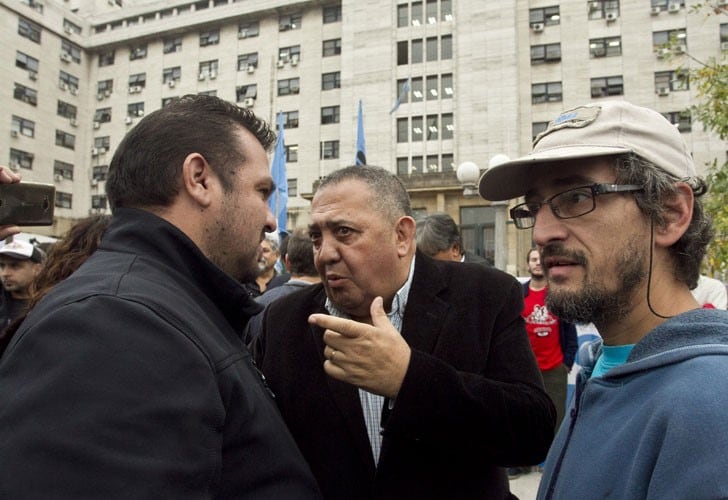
[{"x1": 540, "y1": 244, "x2": 587, "y2": 267}]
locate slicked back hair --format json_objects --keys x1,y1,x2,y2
[
  {"x1": 107, "y1": 94, "x2": 275, "y2": 210},
  {"x1": 415, "y1": 213, "x2": 462, "y2": 257},
  {"x1": 285, "y1": 228, "x2": 317, "y2": 276},
  {"x1": 315, "y1": 165, "x2": 412, "y2": 223}
]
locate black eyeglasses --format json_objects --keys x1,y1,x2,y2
[{"x1": 510, "y1": 183, "x2": 644, "y2": 229}]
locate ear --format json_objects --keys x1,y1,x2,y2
[
  {"x1": 394, "y1": 216, "x2": 416, "y2": 257},
  {"x1": 181, "y1": 153, "x2": 216, "y2": 208},
  {"x1": 450, "y1": 243, "x2": 463, "y2": 261},
  {"x1": 653, "y1": 182, "x2": 693, "y2": 248}
]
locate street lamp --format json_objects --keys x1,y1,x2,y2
[{"x1": 456, "y1": 161, "x2": 481, "y2": 197}]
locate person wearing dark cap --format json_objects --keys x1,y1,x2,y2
[
  {"x1": 0, "y1": 239, "x2": 45, "y2": 328},
  {"x1": 479, "y1": 100, "x2": 728, "y2": 499}
]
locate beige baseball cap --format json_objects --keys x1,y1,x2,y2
[{"x1": 478, "y1": 101, "x2": 696, "y2": 201}]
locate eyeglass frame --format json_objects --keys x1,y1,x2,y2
[{"x1": 509, "y1": 183, "x2": 644, "y2": 229}]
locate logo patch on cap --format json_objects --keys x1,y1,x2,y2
[{"x1": 534, "y1": 105, "x2": 602, "y2": 146}]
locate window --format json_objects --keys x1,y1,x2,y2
[
  {"x1": 588, "y1": 0, "x2": 620, "y2": 20},
  {"x1": 426, "y1": 37, "x2": 438, "y2": 61},
  {"x1": 92, "y1": 165, "x2": 108, "y2": 181},
  {"x1": 128, "y1": 73, "x2": 146, "y2": 89},
  {"x1": 94, "y1": 136, "x2": 110, "y2": 150},
  {"x1": 412, "y1": 1, "x2": 423, "y2": 25},
  {"x1": 128, "y1": 102, "x2": 145, "y2": 117},
  {"x1": 92, "y1": 195, "x2": 108, "y2": 210},
  {"x1": 61, "y1": 40, "x2": 82, "y2": 63},
  {"x1": 55, "y1": 130, "x2": 75, "y2": 150},
  {"x1": 54, "y1": 160, "x2": 74, "y2": 180},
  {"x1": 650, "y1": 0, "x2": 685, "y2": 10},
  {"x1": 279, "y1": 45, "x2": 302, "y2": 62},
  {"x1": 194, "y1": 0, "x2": 208, "y2": 9},
  {"x1": 532, "y1": 81, "x2": 563, "y2": 103},
  {"x1": 662, "y1": 111, "x2": 691, "y2": 132},
  {"x1": 655, "y1": 70, "x2": 689, "y2": 92},
  {"x1": 238, "y1": 53, "x2": 258, "y2": 70},
  {"x1": 18, "y1": 18, "x2": 41, "y2": 43},
  {"x1": 397, "y1": 4, "x2": 409, "y2": 27},
  {"x1": 129, "y1": 44, "x2": 147, "y2": 60},
  {"x1": 57, "y1": 100, "x2": 77, "y2": 119},
  {"x1": 412, "y1": 116, "x2": 423, "y2": 142},
  {"x1": 200, "y1": 29, "x2": 220, "y2": 46},
  {"x1": 163, "y1": 66, "x2": 181, "y2": 84},
  {"x1": 321, "y1": 105, "x2": 340, "y2": 124},
  {"x1": 323, "y1": 39, "x2": 341, "y2": 57},
  {"x1": 441, "y1": 0, "x2": 453, "y2": 21},
  {"x1": 442, "y1": 153, "x2": 454, "y2": 171},
  {"x1": 412, "y1": 39, "x2": 423, "y2": 64},
  {"x1": 20, "y1": 0, "x2": 43, "y2": 12},
  {"x1": 288, "y1": 178, "x2": 298, "y2": 197},
  {"x1": 16, "y1": 51, "x2": 39, "y2": 72},
  {"x1": 320, "y1": 140, "x2": 340, "y2": 159},
  {"x1": 397, "y1": 118, "x2": 409, "y2": 142},
  {"x1": 532, "y1": 121, "x2": 549, "y2": 141},
  {"x1": 590, "y1": 75, "x2": 624, "y2": 97},
  {"x1": 55, "y1": 192, "x2": 72, "y2": 209},
  {"x1": 530, "y1": 6, "x2": 560, "y2": 26},
  {"x1": 426, "y1": 154, "x2": 439, "y2": 173},
  {"x1": 59, "y1": 71, "x2": 79, "y2": 91},
  {"x1": 323, "y1": 5, "x2": 342, "y2": 23},
  {"x1": 97, "y1": 79, "x2": 113, "y2": 94},
  {"x1": 99, "y1": 50, "x2": 115, "y2": 67},
  {"x1": 652, "y1": 29, "x2": 687, "y2": 51},
  {"x1": 279, "y1": 13, "x2": 302, "y2": 31},
  {"x1": 411, "y1": 77, "x2": 424, "y2": 101},
  {"x1": 163, "y1": 36, "x2": 182, "y2": 53},
  {"x1": 12, "y1": 116, "x2": 35, "y2": 138},
  {"x1": 63, "y1": 19, "x2": 82, "y2": 35},
  {"x1": 94, "y1": 108, "x2": 112, "y2": 123},
  {"x1": 441, "y1": 73, "x2": 453, "y2": 99},
  {"x1": 238, "y1": 21, "x2": 259, "y2": 38},
  {"x1": 10, "y1": 149, "x2": 34, "y2": 170},
  {"x1": 531, "y1": 43, "x2": 561, "y2": 64},
  {"x1": 162, "y1": 97, "x2": 176, "y2": 107},
  {"x1": 236, "y1": 84, "x2": 257, "y2": 102},
  {"x1": 721, "y1": 23, "x2": 728, "y2": 44},
  {"x1": 199, "y1": 60, "x2": 219, "y2": 77},
  {"x1": 426, "y1": 75, "x2": 438, "y2": 100},
  {"x1": 397, "y1": 41, "x2": 408, "y2": 65},
  {"x1": 426, "y1": 0, "x2": 437, "y2": 24},
  {"x1": 441, "y1": 35, "x2": 452, "y2": 59},
  {"x1": 441, "y1": 113, "x2": 454, "y2": 140},
  {"x1": 589, "y1": 36, "x2": 622, "y2": 58},
  {"x1": 426, "y1": 114, "x2": 438, "y2": 140},
  {"x1": 286, "y1": 145, "x2": 298, "y2": 163},
  {"x1": 322, "y1": 72, "x2": 341, "y2": 90},
  {"x1": 278, "y1": 78, "x2": 300, "y2": 96},
  {"x1": 411, "y1": 156, "x2": 423, "y2": 173},
  {"x1": 397, "y1": 157, "x2": 409, "y2": 175},
  {"x1": 14, "y1": 83, "x2": 37, "y2": 106},
  {"x1": 283, "y1": 111, "x2": 299, "y2": 129}
]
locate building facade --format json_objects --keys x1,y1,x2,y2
[{"x1": 3, "y1": 0, "x2": 726, "y2": 275}]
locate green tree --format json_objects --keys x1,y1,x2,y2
[{"x1": 672, "y1": 3, "x2": 728, "y2": 279}]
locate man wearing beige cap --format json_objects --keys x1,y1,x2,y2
[{"x1": 479, "y1": 101, "x2": 728, "y2": 499}]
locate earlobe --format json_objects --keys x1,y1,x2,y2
[
  {"x1": 654, "y1": 182, "x2": 693, "y2": 247},
  {"x1": 182, "y1": 153, "x2": 214, "y2": 208}
]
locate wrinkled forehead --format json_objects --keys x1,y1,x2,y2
[{"x1": 524, "y1": 157, "x2": 617, "y2": 200}]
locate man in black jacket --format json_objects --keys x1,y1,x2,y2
[
  {"x1": 254, "y1": 165, "x2": 555, "y2": 499},
  {"x1": 0, "y1": 95, "x2": 321, "y2": 499}
]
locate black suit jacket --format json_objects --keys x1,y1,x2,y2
[{"x1": 253, "y1": 252, "x2": 555, "y2": 499}]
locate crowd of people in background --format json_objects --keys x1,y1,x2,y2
[{"x1": 0, "y1": 95, "x2": 726, "y2": 499}]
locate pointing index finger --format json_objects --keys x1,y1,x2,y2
[{"x1": 308, "y1": 313, "x2": 362, "y2": 338}]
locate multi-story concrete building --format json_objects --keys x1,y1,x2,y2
[{"x1": 3, "y1": 0, "x2": 726, "y2": 275}]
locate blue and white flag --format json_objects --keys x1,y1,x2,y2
[
  {"x1": 390, "y1": 79, "x2": 410, "y2": 114},
  {"x1": 355, "y1": 99, "x2": 366, "y2": 166},
  {"x1": 269, "y1": 112, "x2": 288, "y2": 235}
]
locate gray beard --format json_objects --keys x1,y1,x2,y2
[{"x1": 544, "y1": 241, "x2": 647, "y2": 326}]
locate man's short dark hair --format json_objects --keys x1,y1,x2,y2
[
  {"x1": 316, "y1": 165, "x2": 412, "y2": 222},
  {"x1": 106, "y1": 94, "x2": 275, "y2": 210},
  {"x1": 415, "y1": 213, "x2": 462, "y2": 257},
  {"x1": 285, "y1": 228, "x2": 317, "y2": 276}
]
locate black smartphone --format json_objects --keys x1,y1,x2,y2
[{"x1": 0, "y1": 182, "x2": 55, "y2": 226}]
